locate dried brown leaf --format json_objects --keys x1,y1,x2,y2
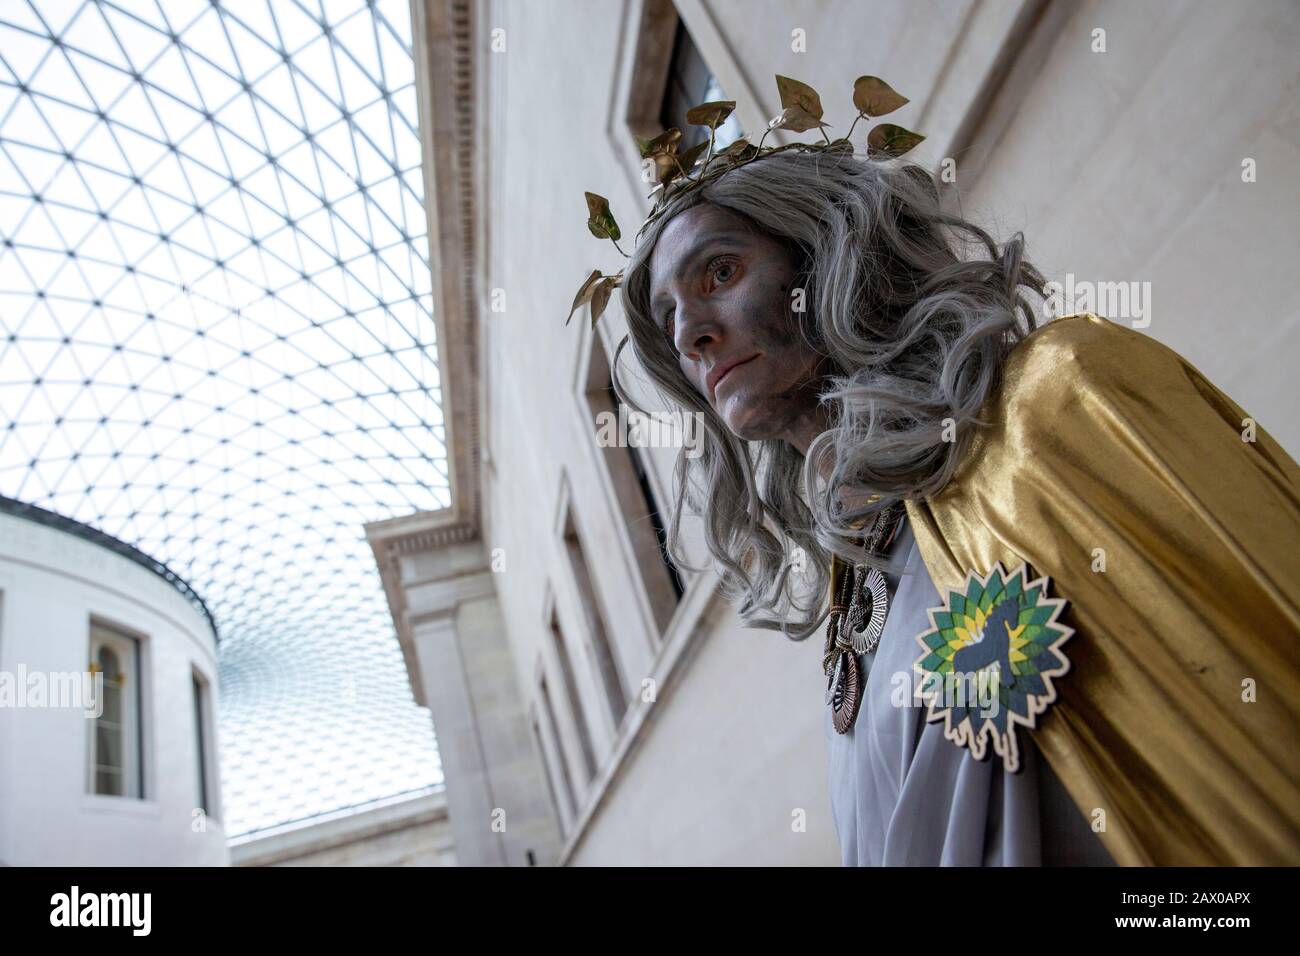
[
  {"x1": 590, "y1": 276, "x2": 616, "y2": 328},
  {"x1": 775, "y1": 74, "x2": 823, "y2": 119},
  {"x1": 853, "y1": 76, "x2": 909, "y2": 117},
  {"x1": 768, "y1": 105, "x2": 830, "y2": 134},
  {"x1": 686, "y1": 100, "x2": 736, "y2": 129},
  {"x1": 566, "y1": 268, "x2": 603, "y2": 326},
  {"x1": 866, "y1": 123, "x2": 925, "y2": 157}
]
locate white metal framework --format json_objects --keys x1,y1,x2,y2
[{"x1": 0, "y1": 0, "x2": 446, "y2": 836}]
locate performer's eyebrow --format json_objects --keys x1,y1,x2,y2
[{"x1": 651, "y1": 233, "x2": 748, "y2": 309}]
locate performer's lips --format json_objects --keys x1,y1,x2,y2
[{"x1": 708, "y1": 354, "x2": 760, "y2": 400}]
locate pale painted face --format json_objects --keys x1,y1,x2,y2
[{"x1": 648, "y1": 204, "x2": 828, "y2": 451}]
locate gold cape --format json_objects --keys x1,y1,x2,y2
[{"x1": 866, "y1": 312, "x2": 1299, "y2": 865}]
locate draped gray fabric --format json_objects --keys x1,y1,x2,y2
[{"x1": 823, "y1": 518, "x2": 1115, "y2": 866}]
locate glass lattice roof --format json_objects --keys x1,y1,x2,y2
[{"x1": 0, "y1": 0, "x2": 446, "y2": 836}]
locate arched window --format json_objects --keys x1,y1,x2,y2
[{"x1": 88, "y1": 625, "x2": 142, "y2": 798}]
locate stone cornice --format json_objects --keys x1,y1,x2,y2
[
  {"x1": 404, "y1": 0, "x2": 482, "y2": 542},
  {"x1": 366, "y1": 0, "x2": 486, "y2": 704}
]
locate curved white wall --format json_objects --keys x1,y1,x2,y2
[{"x1": 0, "y1": 511, "x2": 228, "y2": 866}]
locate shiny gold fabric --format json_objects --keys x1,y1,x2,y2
[{"x1": 897, "y1": 312, "x2": 1300, "y2": 865}]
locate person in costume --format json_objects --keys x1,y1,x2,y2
[{"x1": 569, "y1": 75, "x2": 1300, "y2": 866}]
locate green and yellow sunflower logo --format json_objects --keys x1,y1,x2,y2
[{"x1": 913, "y1": 562, "x2": 1074, "y2": 773}]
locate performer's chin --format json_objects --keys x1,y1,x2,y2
[{"x1": 720, "y1": 398, "x2": 776, "y2": 443}]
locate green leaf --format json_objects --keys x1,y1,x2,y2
[{"x1": 584, "y1": 191, "x2": 621, "y2": 241}]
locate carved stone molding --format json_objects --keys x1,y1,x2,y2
[{"x1": 367, "y1": 0, "x2": 489, "y2": 699}]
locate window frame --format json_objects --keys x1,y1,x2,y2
[
  {"x1": 191, "y1": 667, "x2": 217, "y2": 820},
  {"x1": 86, "y1": 621, "x2": 144, "y2": 800},
  {"x1": 581, "y1": 333, "x2": 686, "y2": 643}
]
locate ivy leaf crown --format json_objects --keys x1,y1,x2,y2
[{"x1": 566, "y1": 73, "x2": 925, "y2": 329}]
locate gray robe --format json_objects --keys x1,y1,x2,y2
[{"x1": 823, "y1": 517, "x2": 1115, "y2": 866}]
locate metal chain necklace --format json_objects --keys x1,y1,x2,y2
[{"x1": 824, "y1": 502, "x2": 905, "y2": 734}]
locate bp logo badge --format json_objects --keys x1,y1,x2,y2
[{"x1": 912, "y1": 562, "x2": 1074, "y2": 773}]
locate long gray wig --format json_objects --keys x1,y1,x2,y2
[{"x1": 610, "y1": 148, "x2": 1045, "y2": 641}]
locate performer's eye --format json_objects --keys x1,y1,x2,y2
[
  {"x1": 709, "y1": 256, "x2": 739, "y2": 285},
  {"x1": 660, "y1": 256, "x2": 739, "y2": 345}
]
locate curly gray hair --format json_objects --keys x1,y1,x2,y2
[{"x1": 611, "y1": 148, "x2": 1044, "y2": 641}]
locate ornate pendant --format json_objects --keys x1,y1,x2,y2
[
  {"x1": 824, "y1": 648, "x2": 840, "y2": 706},
  {"x1": 828, "y1": 649, "x2": 862, "y2": 734},
  {"x1": 845, "y1": 564, "x2": 890, "y2": 654},
  {"x1": 824, "y1": 505, "x2": 905, "y2": 735}
]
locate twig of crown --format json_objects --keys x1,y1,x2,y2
[{"x1": 566, "y1": 74, "x2": 925, "y2": 329}]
